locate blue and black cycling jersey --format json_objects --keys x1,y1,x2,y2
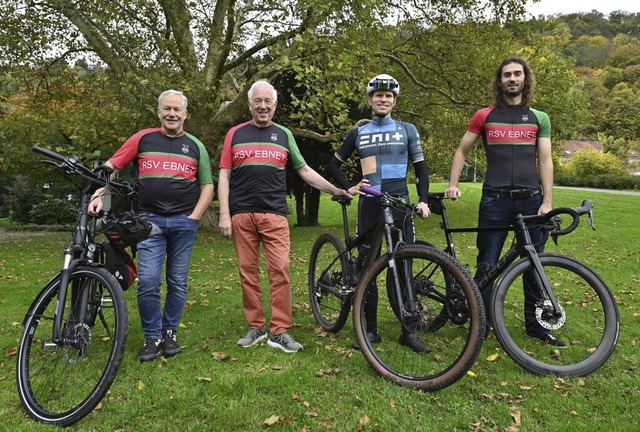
[{"x1": 334, "y1": 116, "x2": 425, "y2": 197}]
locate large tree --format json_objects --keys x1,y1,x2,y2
[{"x1": 0, "y1": 0, "x2": 535, "y2": 222}]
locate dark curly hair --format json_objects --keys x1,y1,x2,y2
[{"x1": 493, "y1": 57, "x2": 536, "y2": 109}]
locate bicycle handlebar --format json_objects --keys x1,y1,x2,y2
[
  {"x1": 32, "y1": 146, "x2": 134, "y2": 196},
  {"x1": 426, "y1": 191, "x2": 594, "y2": 238},
  {"x1": 543, "y1": 199, "x2": 595, "y2": 236},
  {"x1": 360, "y1": 185, "x2": 422, "y2": 216}
]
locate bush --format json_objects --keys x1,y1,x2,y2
[
  {"x1": 29, "y1": 196, "x2": 78, "y2": 225},
  {"x1": 555, "y1": 172, "x2": 640, "y2": 189},
  {"x1": 564, "y1": 148, "x2": 627, "y2": 177}
]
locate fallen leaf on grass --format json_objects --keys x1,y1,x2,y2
[
  {"x1": 357, "y1": 415, "x2": 370, "y2": 431},
  {"x1": 486, "y1": 353, "x2": 500, "y2": 361},
  {"x1": 6, "y1": 347, "x2": 17, "y2": 357},
  {"x1": 198, "y1": 377, "x2": 212, "y2": 383},
  {"x1": 466, "y1": 370, "x2": 478, "y2": 378},
  {"x1": 264, "y1": 415, "x2": 279, "y2": 426},
  {"x1": 212, "y1": 352, "x2": 230, "y2": 361},
  {"x1": 137, "y1": 380, "x2": 145, "y2": 390},
  {"x1": 510, "y1": 408, "x2": 522, "y2": 425}
]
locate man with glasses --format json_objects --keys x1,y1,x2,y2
[
  {"x1": 326, "y1": 74, "x2": 432, "y2": 352},
  {"x1": 218, "y1": 80, "x2": 350, "y2": 353}
]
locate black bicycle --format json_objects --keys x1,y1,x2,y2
[
  {"x1": 16, "y1": 146, "x2": 149, "y2": 426},
  {"x1": 309, "y1": 187, "x2": 486, "y2": 390},
  {"x1": 425, "y1": 192, "x2": 620, "y2": 377}
]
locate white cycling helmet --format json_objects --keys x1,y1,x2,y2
[{"x1": 367, "y1": 74, "x2": 400, "y2": 96}]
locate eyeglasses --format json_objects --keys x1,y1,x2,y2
[
  {"x1": 251, "y1": 98, "x2": 275, "y2": 107},
  {"x1": 369, "y1": 79, "x2": 399, "y2": 90}
]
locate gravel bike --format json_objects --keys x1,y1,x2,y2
[
  {"x1": 16, "y1": 146, "x2": 148, "y2": 426},
  {"x1": 425, "y1": 192, "x2": 620, "y2": 376},
  {"x1": 309, "y1": 186, "x2": 486, "y2": 390}
]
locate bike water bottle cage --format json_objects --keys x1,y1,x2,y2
[{"x1": 367, "y1": 74, "x2": 400, "y2": 96}]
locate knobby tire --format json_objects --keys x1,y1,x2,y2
[{"x1": 353, "y1": 245, "x2": 485, "y2": 391}]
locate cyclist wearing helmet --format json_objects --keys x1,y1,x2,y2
[{"x1": 327, "y1": 74, "x2": 432, "y2": 353}]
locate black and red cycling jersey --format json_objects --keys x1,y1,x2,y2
[
  {"x1": 109, "y1": 128, "x2": 213, "y2": 215},
  {"x1": 469, "y1": 105, "x2": 551, "y2": 190},
  {"x1": 219, "y1": 121, "x2": 307, "y2": 217}
]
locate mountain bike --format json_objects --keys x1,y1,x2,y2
[
  {"x1": 309, "y1": 186, "x2": 486, "y2": 390},
  {"x1": 16, "y1": 146, "x2": 147, "y2": 426},
  {"x1": 424, "y1": 192, "x2": 620, "y2": 376}
]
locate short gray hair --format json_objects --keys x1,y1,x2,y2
[
  {"x1": 247, "y1": 80, "x2": 278, "y2": 102},
  {"x1": 157, "y1": 90, "x2": 188, "y2": 110}
]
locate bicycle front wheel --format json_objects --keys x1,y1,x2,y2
[
  {"x1": 492, "y1": 253, "x2": 620, "y2": 377},
  {"x1": 353, "y1": 245, "x2": 485, "y2": 391},
  {"x1": 308, "y1": 233, "x2": 352, "y2": 332},
  {"x1": 16, "y1": 266, "x2": 128, "y2": 426}
]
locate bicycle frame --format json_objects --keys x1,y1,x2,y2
[
  {"x1": 324, "y1": 196, "x2": 405, "y2": 297},
  {"x1": 427, "y1": 192, "x2": 594, "y2": 320},
  {"x1": 25, "y1": 146, "x2": 134, "y2": 346}
]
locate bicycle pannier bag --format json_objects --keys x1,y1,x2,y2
[{"x1": 103, "y1": 242, "x2": 137, "y2": 290}]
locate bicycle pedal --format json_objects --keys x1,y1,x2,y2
[{"x1": 42, "y1": 340, "x2": 58, "y2": 352}]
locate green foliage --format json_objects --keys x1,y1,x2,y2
[
  {"x1": 556, "y1": 148, "x2": 639, "y2": 189},
  {"x1": 28, "y1": 196, "x2": 77, "y2": 225},
  {"x1": 1, "y1": 175, "x2": 42, "y2": 223},
  {"x1": 564, "y1": 148, "x2": 628, "y2": 177}
]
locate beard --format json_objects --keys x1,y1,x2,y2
[{"x1": 502, "y1": 83, "x2": 524, "y2": 97}]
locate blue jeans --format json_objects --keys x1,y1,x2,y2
[
  {"x1": 136, "y1": 212, "x2": 199, "y2": 339},
  {"x1": 476, "y1": 193, "x2": 547, "y2": 335}
]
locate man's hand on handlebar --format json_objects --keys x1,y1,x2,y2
[
  {"x1": 444, "y1": 186, "x2": 461, "y2": 199},
  {"x1": 348, "y1": 179, "x2": 370, "y2": 196},
  {"x1": 88, "y1": 190, "x2": 105, "y2": 216},
  {"x1": 415, "y1": 201, "x2": 430, "y2": 219}
]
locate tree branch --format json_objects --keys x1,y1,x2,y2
[{"x1": 374, "y1": 51, "x2": 464, "y2": 105}]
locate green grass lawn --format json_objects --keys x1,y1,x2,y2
[{"x1": 0, "y1": 183, "x2": 638, "y2": 431}]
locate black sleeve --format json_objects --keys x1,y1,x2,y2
[
  {"x1": 326, "y1": 156, "x2": 352, "y2": 190},
  {"x1": 413, "y1": 160, "x2": 430, "y2": 202},
  {"x1": 326, "y1": 128, "x2": 359, "y2": 190}
]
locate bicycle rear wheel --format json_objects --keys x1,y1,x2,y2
[
  {"x1": 492, "y1": 253, "x2": 619, "y2": 376},
  {"x1": 353, "y1": 245, "x2": 485, "y2": 391},
  {"x1": 16, "y1": 266, "x2": 128, "y2": 426},
  {"x1": 308, "y1": 233, "x2": 352, "y2": 332}
]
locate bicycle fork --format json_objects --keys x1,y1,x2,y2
[
  {"x1": 522, "y1": 244, "x2": 564, "y2": 320},
  {"x1": 516, "y1": 218, "x2": 564, "y2": 321},
  {"x1": 382, "y1": 211, "x2": 419, "y2": 323},
  {"x1": 48, "y1": 247, "x2": 90, "y2": 348}
]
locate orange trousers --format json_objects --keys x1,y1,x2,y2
[{"x1": 231, "y1": 212, "x2": 292, "y2": 335}]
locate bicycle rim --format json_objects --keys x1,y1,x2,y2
[
  {"x1": 492, "y1": 253, "x2": 619, "y2": 376},
  {"x1": 16, "y1": 267, "x2": 128, "y2": 426},
  {"x1": 308, "y1": 233, "x2": 352, "y2": 332},
  {"x1": 353, "y1": 245, "x2": 485, "y2": 391}
]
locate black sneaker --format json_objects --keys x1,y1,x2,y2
[
  {"x1": 352, "y1": 332, "x2": 382, "y2": 350},
  {"x1": 534, "y1": 333, "x2": 567, "y2": 348},
  {"x1": 162, "y1": 329, "x2": 182, "y2": 357},
  {"x1": 399, "y1": 332, "x2": 432, "y2": 353},
  {"x1": 138, "y1": 338, "x2": 162, "y2": 362}
]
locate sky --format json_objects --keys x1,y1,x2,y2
[{"x1": 526, "y1": 0, "x2": 640, "y2": 17}]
